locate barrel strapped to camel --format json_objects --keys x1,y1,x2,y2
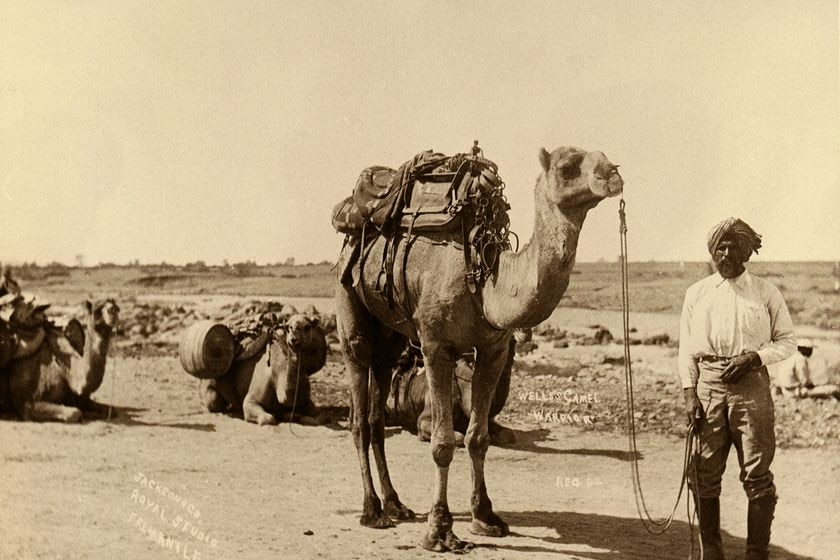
[
  {"x1": 228, "y1": 311, "x2": 289, "y2": 362},
  {"x1": 332, "y1": 145, "x2": 514, "y2": 301},
  {"x1": 0, "y1": 297, "x2": 53, "y2": 370}
]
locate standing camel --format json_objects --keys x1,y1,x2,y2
[
  {"x1": 335, "y1": 146, "x2": 623, "y2": 551},
  {"x1": 2, "y1": 299, "x2": 120, "y2": 422}
]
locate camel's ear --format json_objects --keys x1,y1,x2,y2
[
  {"x1": 539, "y1": 148, "x2": 551, "y2": 173},
  {"x1": 64, "y1": 318, "x2": 86, "y2": 356},
  {"x1": 84, "y1": 300, "x2": 93, "y2": 314}
]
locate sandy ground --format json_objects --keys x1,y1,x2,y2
[
  {"x1": 1, "y1": 368, "x2": 838, "y2": 559},
  {"x1": 1, "y1": 299, "x2": 838, "y2": 560}
]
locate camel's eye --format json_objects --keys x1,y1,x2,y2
[{"x1": 560, "y1": 164, "x2": 581, "y2": 181}]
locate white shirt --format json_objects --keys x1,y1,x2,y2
[{"x1": 678, "y1": 270, "x2": 796, "y2": 389}]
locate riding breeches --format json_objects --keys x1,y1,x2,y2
[{"x1": 689, "y1": 362, "x2": 776, "y2": 501}]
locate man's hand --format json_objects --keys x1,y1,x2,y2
[
  {"x1": 683, "y1": 387, "x2": 703, "y2": 427},
  {"x1": 720, "y1": 351, "x2": 761, "y2": 384}
]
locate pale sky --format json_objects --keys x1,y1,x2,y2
[{"x1": 1, "y1": 1, "x2": 838, "y2": 266}]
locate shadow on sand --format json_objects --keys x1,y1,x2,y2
[
  {"x1": 495, "y1": 426, "x2": 642, "y2": 461},
  {"x1": 105, "y1": 408, "x2": 218, "y2": 431},
  {"x1": 485, "y1": 510, "x2": 818, "y2": 560}
]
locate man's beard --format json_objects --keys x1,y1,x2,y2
[{"x1": 717, "y1": 259, "x2": 742, "y2": 278}]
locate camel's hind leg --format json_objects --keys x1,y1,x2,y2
[
  {"x1": 420, "y1": 341, "x2": 472, "y2": 552},
  {"x1": 200, "y1": 379, "x2": 231, "y2": 413},
  {"x1": 370, "y1": 333, "x2": 414, "y2": 521},
  {"x1": 465, "y1": 341, "x2": 510, "y2": 537},
  {"x1": 337, "y1": 287, "x2": 392, "y2": 529}
]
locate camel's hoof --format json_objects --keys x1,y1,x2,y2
[
  {"x1": 421, "y1": 529, "x2": 474, "y2": 553},
  {"x1": 469, "y1": 514, "x2": 509, "y2": 537},
  {"x1": 359, "y1": 511, "x2": 395, "y2": 529},
  {"x1": 384, "y1": 500, "x2": 415, "y2": 521},
  {"x1": 256, "y1": 414, "x2": 277, "y2": 426}
]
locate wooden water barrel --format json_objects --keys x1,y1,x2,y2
[{"x1": 179, "y1": 321, "x2": 235, "y2": 379}]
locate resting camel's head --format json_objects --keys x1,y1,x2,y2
[
  {"x1": 84, "y1": 298, "x2": 120, "y2": 333},
  {"x1": 278, "y1": 313, "x2": 321, "y2": 353},
  {"x1": 539, "y1": 147, "x2": 623, "y2": 210}
]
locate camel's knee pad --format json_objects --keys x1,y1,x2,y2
[
  {"x1": 431, "y1": 441, "x2": 455, "y2": 467},
  {"x1": 342, "y1": 334, "x2": 373, "y2": 366}
]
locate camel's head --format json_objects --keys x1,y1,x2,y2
[
  {"x1": 84, "y1": 298, "x2": 120, "y2": 332},
  {"x1": 539, "y1": 147, "x2": 623, "y2": 210},
  {"x1": 278, "y1": 313, "x2": 321, "y2": 353},
  {"x1": 271, "y1": 312, "x2": 328, "y2": 379}
]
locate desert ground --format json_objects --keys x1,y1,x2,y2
[{"x1": 1, "y1": 262, "x2": 839, "y2": 560}]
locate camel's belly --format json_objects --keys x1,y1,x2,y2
[{"x1": 341, "y1": 234, "x2": 508, "y2": 349}]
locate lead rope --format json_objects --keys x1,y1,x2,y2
[
  {"x1": 619, "y1": 198, "x2": 699, "y2": 551},
  {"x1": 107, "y1": 341, "x2": 117, "y2": 422},
  {"x1": 287, "y1": 344, "x2": 303, "y2": 438}
]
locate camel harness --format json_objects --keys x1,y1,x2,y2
[{"x1": 332, "y1": 142, "x2": 517, "y2": 313}]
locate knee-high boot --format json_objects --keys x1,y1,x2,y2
[
  {"x1": 745, "y1": 493, "x2": 776, "y2": 560},
  {"x1": 694, "y1": 495, "x2": 725, "y2": 560}
]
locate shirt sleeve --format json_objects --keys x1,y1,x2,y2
[
  {"x1": 678, "y1": 287, "x2": 699, "y2": 389},
  {"x1": 755, "y1": 284, "x2": 796, "y2": 367}
]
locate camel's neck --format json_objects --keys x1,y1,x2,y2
[
  {"x1": 69, "y1": 326, "x2": 112, "y2": 397},
  {"x1": 271, "y1": 343, "x2": 309, "y2": 405},
  {"x1": 483, "y1": 176, "x2": 589, "y2": 329}
]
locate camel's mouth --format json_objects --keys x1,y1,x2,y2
[{"x1": 592, "y1": 167, "x2": 623, "y2": 198}]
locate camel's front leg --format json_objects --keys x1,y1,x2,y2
[
  {"x1": 28, "y1": 401, "x2": 83, "y2": 423},
  {"x1": 421, "y1": 342, "x2": 472, "y2": 552},
  {"x1": 243, "y1": 366, "x2": 278, "y2": 425},
  {"x1": 465, "y1": 342, "x2": 510, "y2": 537},
  {"x1": 274, "y1": 367, "x2": 320, "y2": 425}
]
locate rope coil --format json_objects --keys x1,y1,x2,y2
[{"x1": 618, "y1": 196, "x2": 701, "y2": 554}]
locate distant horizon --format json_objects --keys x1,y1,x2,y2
[{"x1": 5, "y1": 257, "x2": 838, "y2": 268}]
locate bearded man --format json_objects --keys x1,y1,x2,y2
[{"x1": 678, "y1": 217, "x2": 796, "y2": 560}]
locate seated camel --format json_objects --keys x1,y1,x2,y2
[
  {"x1": 385, "y1": 337, "x2": 516, "y2": 446},
  {"x1": 1, "y1": 299, "x2": 120, "y2": 422},
  {"x1": 200, "y1": 313, "x2": 328, "y2": 425},
  {"x1": 199, "y1": 319, "x2": 273, "y2": 415}
]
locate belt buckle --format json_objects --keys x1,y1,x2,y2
[{"x1": 699, "y1": 355, "x2": 727, "y2": 364}]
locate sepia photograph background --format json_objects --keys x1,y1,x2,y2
[{"x1": 1, "y1": 2, "x2": 838, "y2": 560}]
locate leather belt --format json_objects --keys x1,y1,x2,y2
[{"x1": 697, "y1": 355, "x2": 736, "y2": 363}]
